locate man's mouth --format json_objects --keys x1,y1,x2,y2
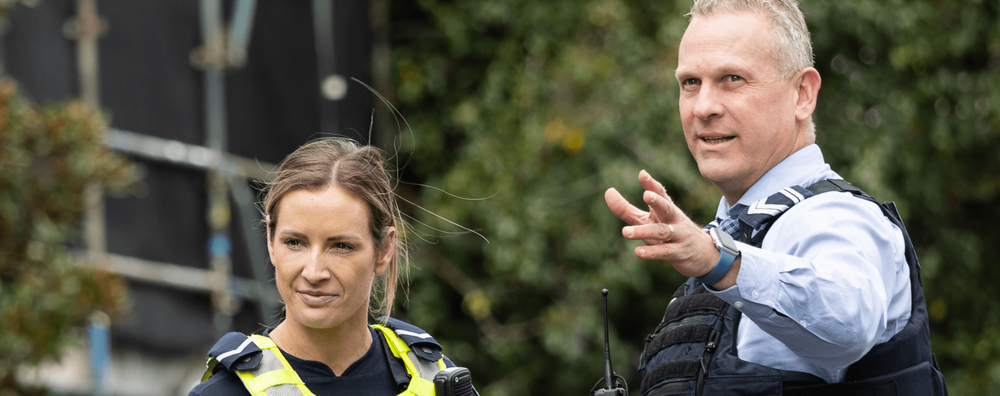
[{"x1": 702, "y1": 136, "x2": 735, "y2": 144}]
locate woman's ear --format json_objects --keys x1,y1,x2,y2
[
  {"x1": 265, "y1": 215, "x2": 276, "y2": 264},
  {"x1": 374, "y1": 227, "x2": 396, "y2": 276}
]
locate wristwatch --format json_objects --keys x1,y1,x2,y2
[{"x1": 696, "y1": 227, "x2": 740, "y2": 286}]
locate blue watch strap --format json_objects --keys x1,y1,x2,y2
[{"x1": 696, "y1": 245, "x2": 737, "y2": 286}]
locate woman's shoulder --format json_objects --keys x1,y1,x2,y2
[
  {"x1": 187, "y1": 332, "x2": 264, "y2": 396},
  {"x1": 376, "y1": 318, "x2": 478, "y2": 395},
  {"x1": 375, "y1": 318, "x2": 451, "y2": 364},
  {"x1": 188, "y1": 368, "x2": 247, "y2": 396}
]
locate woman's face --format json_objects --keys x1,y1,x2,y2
[{"x1": 268, "y1": 185, "x2": 392, "y2": 331}]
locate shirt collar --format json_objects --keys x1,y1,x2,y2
[{"x1": 716, "y1": 144, "x2": 837, "y2": 218}]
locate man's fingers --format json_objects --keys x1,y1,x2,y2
[
  {"x1": 639, "y1": 170, "x2": 668, "y2": 197},
  {"x1": 634, "y1": 242, "x2": 679, "y2": 262},
  {"x1": 605, "y1": 188, "x2": 649, "y2": 225},
  {"x1": 644, "y1": 190, "x2": 681, "y2": 223},
  {"x1": 623, "y1": 223, "x2": 674, "y2": 242},
  {"x1": 639, "y1": 170, "x2": 680, "y2": 223}
]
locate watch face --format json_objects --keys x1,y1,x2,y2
[{"x1": 711, "y1": 228, "x2": 740, "y2": 256}]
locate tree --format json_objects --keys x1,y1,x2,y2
[{"x1": 0, "y1": 78, "x2": 134, "y2": 394}]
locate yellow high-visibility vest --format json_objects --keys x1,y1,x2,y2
[{"x1": 201, "y1": 324, "x2": 447, "y2": 396}]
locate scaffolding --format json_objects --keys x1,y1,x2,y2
[{"x1": 1, "y1": 0, "x2": 366, "y2": 394}]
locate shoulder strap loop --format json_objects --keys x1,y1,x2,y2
[
  {"x1": 373, "y1": 324, "x2": 446, "y2": 396},
  {"x1": 806, "y1": 179, "x2": 867, "y2": 197}
]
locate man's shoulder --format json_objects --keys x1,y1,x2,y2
[
  {"x1": 764, "y1": 184, "x2": 899, "y2": 243},
  {"x1": 791, "y1": 185, "x2": 885, "y2": 218}
]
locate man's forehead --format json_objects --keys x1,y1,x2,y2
[
  {"x1": 681, "y1": 12, "x2": 772, "y2": 49},
  {"x1": 676, "y1": 12, "x2": 777, "y2": 75}
]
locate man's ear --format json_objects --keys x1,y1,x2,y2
[
  {"x1": 794, "y1": 67, "x2": 822, "y2": 122},
  {"x1": 374, "y1": 227, "x2": 396, "y2": 276}
]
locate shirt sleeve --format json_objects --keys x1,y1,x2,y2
[{"x1": 710, "y1": 192, "x2": 909, "y2": 370}]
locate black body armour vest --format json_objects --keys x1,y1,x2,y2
[{"x1": 638, "y1": 180, "x2": 948, "y2": 396}]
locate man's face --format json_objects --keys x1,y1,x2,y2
[{"x1": 676, "y1": 12, "x2": 807, "y2": 202}]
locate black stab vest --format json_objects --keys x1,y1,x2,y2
[{"x1": 637, "y1": 180, "x2": 948, "y2": 396}]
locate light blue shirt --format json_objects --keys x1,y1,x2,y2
[{"x1": 710, "y1": 144, "x2": 911, "y2": 383}]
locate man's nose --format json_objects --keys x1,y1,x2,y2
[{"x1": 692, "y1": 85, "x2": 724, "y2": 121}]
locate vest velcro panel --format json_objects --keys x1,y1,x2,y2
[
  {"x1": 640, "y1": 359, "x2": 699, "y2": 394},
  {"x1": 645, "y1": 322, "x2": 714, "y2": 363}
]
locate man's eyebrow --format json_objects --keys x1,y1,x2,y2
[{"x1": 675, "y1": 65, "x2": 750, "y2": 81}]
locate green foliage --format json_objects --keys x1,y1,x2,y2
[
  {"x1": 0, "y1": 78, "x2": 134, "y2": 393},
  {"x1": 386, "y1": 0, "x2": 999, "y2": 395},
  {"x1": 804, "y1": 1, "x2": 1000, "y2": 393}
]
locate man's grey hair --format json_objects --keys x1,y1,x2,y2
[
  {"x1": 689, "y1": 0, "x2": 814, "y2": 79},
  {"x1": 689, "y1": 0, "x2": 817, "y2": 141}
]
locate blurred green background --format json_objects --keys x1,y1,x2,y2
[
  {"x1": 383, "y1": 0, "x2": 999, "y2": 395},
  {"x1": 2, "y1": 0, "x2": 998, "y2": 395}
]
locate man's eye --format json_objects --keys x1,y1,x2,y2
[
  {"x1": 684, "y1": 78, "x2": 699, "y2": 85},
  {"x1": 727, "y1": 75, "x2": 742, "y2": 82}
]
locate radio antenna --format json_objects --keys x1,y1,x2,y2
[{"x1": 591, "y1": 289, "x2": 627, "y2": 396}]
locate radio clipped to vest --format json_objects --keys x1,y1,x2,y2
[{"x1": 433, "y1": 367, "x2": 475, "y2": 396}]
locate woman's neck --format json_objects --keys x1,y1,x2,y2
[{"x1": 269, "y1": 318, "x2": 373, "y2": 376}]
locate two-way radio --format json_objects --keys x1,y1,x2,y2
[{"x1": 590, "y1": 289, "x2": 628, "y2": 396}]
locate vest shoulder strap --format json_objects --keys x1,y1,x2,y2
[
  {"x1": 742, "y1": 179, "x2": 873, "y2": 246},
  {"x1": 201, "y1": 333, "x2": 315, "y2": 396},
  {"x1": 373, "y1": 320, "x2": 448, "y2": 396}
]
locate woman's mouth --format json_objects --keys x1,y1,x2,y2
[{"x1": 297, "y1": 291, "x2": 338, "y2": 306}]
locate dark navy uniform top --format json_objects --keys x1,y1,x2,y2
[{"x1": 188, "y1": 326, "x2": 398, "y2": 396}]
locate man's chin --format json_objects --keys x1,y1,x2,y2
[{"x1": 696, "y1": 160, "x2": 735, "y2": 182}]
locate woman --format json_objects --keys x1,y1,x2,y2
[{"x1": 189, "y1": 138, "x2": 474, "y2": 396}]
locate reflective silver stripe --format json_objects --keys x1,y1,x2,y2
[
  {"x1": 217, "y1": 337, "x2": 254, "y2": 362},
  {"x1": 407, "y1": 350, "x2": 442, "y2": 381},
  {"x1": 396, "y1": 330, "x2": 433, "y2": 339}
]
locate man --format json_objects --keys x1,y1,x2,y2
[{"x1": 604, "y1": 0, "x2": 947, "y2": 394}]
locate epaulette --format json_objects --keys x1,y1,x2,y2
[
  {"x1": 205, "y1": 332, "x2": 263, "y2": 375},
  {"x1": 381, "y1": 317, "x2": 444, "y2": 362}
]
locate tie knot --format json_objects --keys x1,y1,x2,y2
[
  {"x1": 728, "y1": 203, "x2": 748, "y2": 220},
  {"x1": 713, "y1": 204, "x2": 747, "y2": 241}
]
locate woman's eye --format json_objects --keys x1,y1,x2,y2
[
  {"x1": 334, "y1": 242, "x2": 354, "y2": 251},
  {"x1": 284, "y1": 239, "x2": 303, "y2": 249}
]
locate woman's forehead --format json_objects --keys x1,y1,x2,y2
[{"x1": 274, "y1": 186, "x2": 372, "y2": 235}]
